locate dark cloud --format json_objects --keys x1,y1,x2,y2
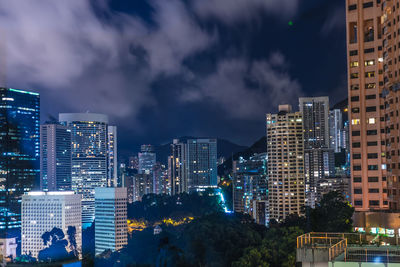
[{"x1": 0, "y1": 0, "x2": 346, "y2": 156}]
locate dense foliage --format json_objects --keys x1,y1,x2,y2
[
  {"x1": 127, "y1": 191, "x2": 224, "y2": 223},
  {"x1": 91, "y1": 190, "x2": 354, "y2": 267},
  {"x1": 38, "y1": 227, "x2": 78, "y2": 262}
]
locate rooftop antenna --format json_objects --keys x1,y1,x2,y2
[{"x1": 0, "y1": 27, "x2": 7, "y2": 88}]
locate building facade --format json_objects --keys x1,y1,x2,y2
[
  {"x1": 95, "y1": 187, "x2": 127, "y2": 255},
  {"x1": 40, "y1": 123, "x2": 72, "y2": 191},
  {"x1": 0, "y1": 87, "x2": 40, "y2": 232},
  {"x1": 138, "y1": 145, "x2": 156, "y2": 175},
  {"x1": 186, "y1": 139, "x2": 218, "y2": 190},
  {"x1": 346, "y1": 0, "x2": 388, "y2": 211},
  {"x1": 59, "y1": 113, "x2": 109, "y2": 227},
  {"x1": 299, "y1": 97, "x2": 334, "y2": 208},
  {"x1": 232, "y1": 153, "x2": 268, "y2": 216},
  {"x1": 266, "y1": 105, "x2": 305, "y2": 221},
  {"x1": 169, "y1": 139, "x2": 188, "y2": 195},
  {"x1": 329, "y1": 109, "x2": 344, "y2": 153},
  {"x1": 380, "y1": 1, "x2": 400, "y2": 211},
  {"x1": 107, "y1": 126, "x2": 118, "y2": 187},
  {"x1": 21, "y1": 191, "x2": 82, "y2": 259}
]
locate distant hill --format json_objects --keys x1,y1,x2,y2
[
  {"x1": 218, "y1": 136, "x2": 266, "y2": 176},
  {"x1": 154, "y1": 136, "x2": 248, "y2": 166}
]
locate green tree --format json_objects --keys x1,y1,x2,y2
[{"x1": 309, "y1": 191, "x2": 354, "y2": 232}]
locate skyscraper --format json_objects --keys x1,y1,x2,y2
[
  {"x1": 233, "y1": 153, "x2": 268, "y2": 215},
  {"x1": 299, "y1": 97, "x2": 334, "y2": 207},
  {"x1": 187, "y1": 139, "x2": 217, "y2": 190},
  {"x1": 0, "y1": 87, "x2": 40, "y2": 232},
  {"x1": 21, "y1": 191, "x2": 82, "y2": 259},
  {"x1": 138, "y1": 144, "x2": 156, "y2": 175},
  {"x1": 107, "y1": 126, "x2": 118, "y2": 187},
  {"x1": 59, "y1": 113, "x2": 109, "y2": 227},
  {"x1": 40, "y1": 123, "x2": 72, "y2": 191},
  {"x1": 329, "y1": 109, "x2": 343, "y2": 153},
  {"x1": 169, "y1": 139, "x2": 188, "y2": 195},
  {"x1": 266, "y1": 104, "x2": 305, "y2": 221},
  {"x1": 377, "y1": 2, "x2": 400, "y2": 210},
  {"x1": 346, "y1": 0, "x2": 388, "y2": 211},
  {"x1": 95, "y1": 187, "x2": 127, "y2": 255}
]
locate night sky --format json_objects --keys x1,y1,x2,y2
[{"x1": 0, "y1": 0, "x2": 347, "y2": 157}]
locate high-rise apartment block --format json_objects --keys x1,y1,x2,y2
[
  {"x1": 40, "y1": 123, "x2": 72, "y2": 191},
  {"x1": 299, "y1": 97, "x2": 334, "y2": 208},
  {"x1": 329, "y1": 109, "x2": 344, "y2": 153},
  {"x1": 232, "y1": 153, "x2": 268, "y2": 216},
  {"x1": 138, "y1": 145, "x2": 156, "y2": 175},
  {"x1": 21, "y1": 191, "x2": 82, "y2": 259},
  {"x1": 187, "y1": 139, "x2": 218, "y2": 190},
  {"x1": 95, "y1": 187, "x2": 127, "y2": 255},
  {"x1": 266, "y1": 105, "x2": 305, "y2": 221},
  {"x1": 169, "y1": 139, "x2": 188, "y2": 195},
  {"x1": 346, "y1": 0, "x2": 388, "y2": 211},
  {"x1": 380, "y1": 1, "x2": 400, "y2": 210},
  {"x1": 0, "y1": 88, "x2": 40, "y2": 232},
  {"x1": 59, "y1": 113, "x2": 109, "y2": 227},
  {"x1": 107, "y1": 126, "x2": 118, "y2": 187}
]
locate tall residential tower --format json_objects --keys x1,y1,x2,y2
[
  {"x1": 346, "y1": 0, "x2": 388, "y2": 210},
  {"x1": 266, "y1": 105, "x2": 305, "y2": 221}
]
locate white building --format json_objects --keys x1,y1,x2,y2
[
  {"x1": 21, "y1": 191, "x2": 82, "y2": 259},
  {"x1": 0, "y1": 237, "x2": 17, "y2": 263},
  {"x1": 95, "y1": 187, "x2": 127, "y2": 255}
]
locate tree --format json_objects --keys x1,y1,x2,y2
[
  {"x1": 309, "y1": 191, "x2": 354, "y2": 232},
  {"x1": 38, "y1": 227, "x2": 77, "y2": 262},
  {"x1": 67, "y1": 226, "x2": 79, "y2": 258}
]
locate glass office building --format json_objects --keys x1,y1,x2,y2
[
  {"x1": 59, "y1": 113, "x2": 109, "y2": 228},
  {"x1": 0, "y1": 87, "x2": 40, "y2": 232}
]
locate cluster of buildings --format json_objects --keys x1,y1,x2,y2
[
  {"x1": 0, "y1": 87, "x2": 128, "y2": 262},
  {"x1": 232, "y1": 97, "x2": 351, "y2": 224},
  {"x1": 297, "y1": 1, "x2": 400, "y2": 265},
  {"x1": 120, "y1": 138, "x2": 218, "y2": 203},
  {"x1": 0, "y1": 86, "x2": 221, "y2": 263}
]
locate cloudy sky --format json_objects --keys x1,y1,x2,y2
[{"x1": 0, "y1": 0, "x2": 346, "y2": 157}]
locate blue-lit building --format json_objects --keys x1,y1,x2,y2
[
  {"x1": 0, "y1": 87, "x2": 40, "y2": 232},
  {"x1": 187, "y1": 139, "x2": 217, "y2": 190},
  {"x1": 138, "y1": 144, "x2": 156, "y2": 175},
  {"x1": 95, "y1": 187, "x2": 127, "y2": 255},
  {"x1": 233, "y1": 153, "x2": 268, "y2": 224},
  {"x1": 40, "y1": 123, "x2": 72, "y2": 191}
]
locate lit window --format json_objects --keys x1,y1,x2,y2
[
  {"x1": 350, "y1": 61, "x2": 359, "y2": 67},
  {"x1": 365, "y1": 60, "x2": 375, "y2": 66},
  {"x1": 365, "y1": 71, "x2": 375, "y2": 78},
  {"x1": 368, "y1": 118, "x2": 376, "y2": 124},
  {"x1": 352, "y1": 119, "x2": 361, "y2": 125}
]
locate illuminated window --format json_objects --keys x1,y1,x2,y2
[
  {"x1": 365, "y1": 71, "x2": 375, "y2": 78},
  {"x1": 368, "y1": 118, "x2": 376, "y2": 124},
  {"x1": 366, "y1": 83, "x2": 376, "y2": 89},
  {"x1": 350, "y1": 61, "x2": 359, "y2": 67},
  {"x1": 365, "y1": 60, "x2": 375, "y2": 66},
  {"x1": 352, "y1": 119, "x2": 361, "y2": 125}
]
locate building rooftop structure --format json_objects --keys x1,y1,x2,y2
[{"x1": 296, "y1": 232, "x2": 400, "y2": 266}]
